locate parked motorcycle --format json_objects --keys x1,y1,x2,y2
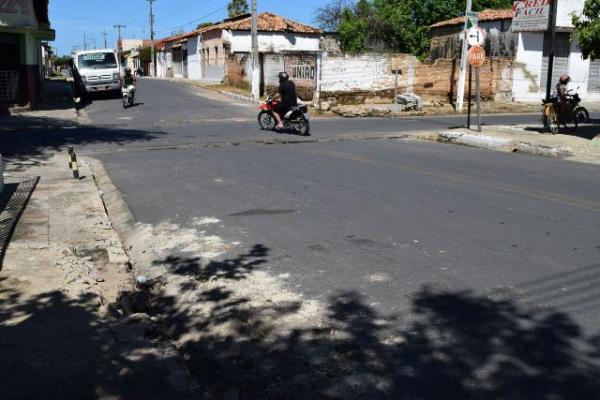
[
  {"x1": 258, "y1": 96, "x2": 310, "y2": 136},
  {"x1": 122, "y1": 84, "x2": 135, "y2": 109}
]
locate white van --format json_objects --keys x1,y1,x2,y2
[{"x1": 73, "y1": 49, "x2": 122, "y2": 96}]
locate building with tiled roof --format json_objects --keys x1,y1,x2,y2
[
  {"x1": 430, "y1": 9, "x2": 513, "y2": 29},
  {"x1": 151, "y1": 11, "x2": 322, "y2": 99}
]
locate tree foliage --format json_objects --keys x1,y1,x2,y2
[
  {"x1": 314, "y1": 0, "x2": 354, "y2": 31},
  {"x1": 139, "y1": 47, "x2": 152, "y2": 64},
  {"x1": 332, "y1": 0, "x2": 513, "y2": 56},
  {"x1": 196, "y1": 22, "x2": 215, "y2": 30},
  {"x1": 227, "y1": 0, "x2": 249, "y2": 18},
  {"x1": 54, "y1": 55, "x2": 72, "y2": 67},
  {"x1": 573, "y1": 0, "x2": 600, "y2": 60}
]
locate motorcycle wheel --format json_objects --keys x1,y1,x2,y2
[
  {"x1": 296, "y1": 118, "x2": 310, "y2": 136},
  {"x1": 258, "y1": 111, "x2": 276, "y2": 130},
  {"x1": 575, "y1": 107, "x2": 589, "y2": 124},
  {"x1": 122, "y1": 97, "x2": 128, "y2": 109}
]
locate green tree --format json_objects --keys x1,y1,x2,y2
[
  {"x1": 227, "y1": 0, "x2": 249, "y2": 18},
  {"x1": 196, "y1": 22, "x2": 214, "y2": 30},
  {"x1": 54, "y1": 55, "x2": 72, "y2": 67},
  {"x1": 573, "y1": 0, "x2": 600, "y2": 60},
  {"x1": 139, "y1": 47, "x2": 152, "y2": 64},
  {"x1": 335, "y1": 0, "x2": 512, "y2": 56}
]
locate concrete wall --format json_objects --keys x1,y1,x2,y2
[
  {"x1": 318, "y1": 53, "x2": 513, "y2": 104},
  {"x1": 556, "y1": 0, "x2": 583, "y2": 28},
  {"x1": 226, "y1": 31, "x2": 320, "y2": 53},
  {"x1": 512, "y1": 28, "x2": 600, "y2": 101},
  {"x1": 187, "y1": 36, "x2": 201, "y2": 80}
]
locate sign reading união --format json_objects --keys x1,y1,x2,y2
[
  {"x1": 284, "y1": 55, "x2": 317, "y2": 88},
  {"x1": 0, "y1": 0, "x2": 36, "y2": 28},
  {"x1": 511, "y1": 0, "x2": 552, "y2": 32}
]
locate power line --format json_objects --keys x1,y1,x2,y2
[
  {"x1": 158, "y1": 0, "x2": 217, "y2": 23},
  {"x1": 155, "y1": 5, "x2": 227, "y2": 35}
]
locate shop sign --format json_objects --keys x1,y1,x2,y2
[{"x1": 512, "y1": 0, "x2": 552, "y2": 32}]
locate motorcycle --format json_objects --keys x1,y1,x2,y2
[
  {"x1": 569, "y1": 88, "x2": 590, "y2": 124},
  {"x1": 122, "y1": 83, "x2": 135, "y2": 109},
  {"x1": 258, "y1": 96, "x2": 310, "y2": 136}
]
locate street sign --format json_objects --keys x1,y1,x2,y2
[
  {"x1": 467, "y1": 27, "x2": 486, "y2": 47},
  {"x1": 468, "y1": 46, "x2": 486, "y2": 67},
  {"x1": 465, "y1": 11, "x2": 479, "y2": 29}
]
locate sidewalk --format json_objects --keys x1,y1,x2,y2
[
  {"x1": 0, "y1": 84, "x2": 198, "y2": 399},
  {"x1": 436, "y1": 125, "x2": 600, "y2": 165}
]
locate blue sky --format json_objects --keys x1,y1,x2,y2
[{"x1": 50, "y1": 0, "x2": 328, "y2": 56}]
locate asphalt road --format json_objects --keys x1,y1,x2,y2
[
  {"x1": 7, "y1": 78, "x2": 600, "y2": 397},
  {"x1": 84, "y1": 79, "x2": 600, "y2": 331}
]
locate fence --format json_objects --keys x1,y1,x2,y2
[{"x1": 0, "y1": 71, "x2": 20, "y2": 101}]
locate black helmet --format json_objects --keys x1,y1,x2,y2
[
  {"x1": 277, "y1": 71, "x2": 289, "y2": 81},
  {"x1": 125, "y1": 67, "x2": 132, "y2": 74}
]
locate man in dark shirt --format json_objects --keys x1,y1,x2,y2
[{"x1": 272, "y1": 71, "x2": 297, "y2": 129}]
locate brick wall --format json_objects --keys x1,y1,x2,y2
[
  {"x1": 320, "y1": 53, "x2": 514, "y2": 104},
  {"x1": 225, "y1": 53, "x2": 251, "y2": 90}
]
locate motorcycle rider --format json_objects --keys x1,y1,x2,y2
[
  {"x1": 271, "y1": 71, "x2": 297, "y2": 130},
  {"x1": 123, "y1": 67, "x2": 136, "y2": 87},
  {"x1": 556, "y1": 74, "x2": 571, "y2": 122}
]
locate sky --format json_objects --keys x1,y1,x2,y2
[{"x1": 49, "y1": 0, "x2": 328, "y2": 56}]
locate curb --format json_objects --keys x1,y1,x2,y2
[{"x1": 436, "y1": 130, "x2": 572, "y2": 159}]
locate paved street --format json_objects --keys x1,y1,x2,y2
[{"x1": 5, "y1": 78, "x2": 600, "y2": 398}]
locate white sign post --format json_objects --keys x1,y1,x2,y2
[{"x1": 456, "y1": 4, "x2": 477, "y2": 113}]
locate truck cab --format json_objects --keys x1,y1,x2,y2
[{"x1": 72, "y1": 49, "x2": 122, "y2": 97}]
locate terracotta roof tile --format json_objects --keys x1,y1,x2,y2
[{"x1": 430, "y1": 9, "x2": 512, "y2": 28}]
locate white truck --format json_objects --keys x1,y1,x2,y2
[{"x1": 72, "y1": 49, "x2": 122, "y2": 97}]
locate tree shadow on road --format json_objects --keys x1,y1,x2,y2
[
  {"x1": 0, "y1": 113, "x2": 165, "y2": 171},
  {"x1": 148, "y1": 245, "x2": 600, "y2": 400},
  {"x1": 0, "y1": 277, "x2": 181, "y2": 399}
]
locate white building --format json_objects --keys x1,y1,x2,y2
[
  {"x1": 158, "y1": 12, "x2": 322, "y2": 89},
  {"x1": 512, "y1": 0, "x2": 597, "y2": 101}
]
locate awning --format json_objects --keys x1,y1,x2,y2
[{"x1": 0, "y1": 26, "x2": 55, "y2": 40}]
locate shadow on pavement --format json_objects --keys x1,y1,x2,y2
[
  {"x1": 147, "y1": 245, "x2": 600, "y2": 399},
  {"x1": 524, "y1": 118, "x2": 600, "y2": 140},
  {"x1": 0, "y1": 176, "x2": 39, "y2": 270},
  {"x1": 0, "y1": 279, "x2": 179, "y2": 399},
  {"x1": 0, "y1": 113, "x2": 165, "y2": 170}
]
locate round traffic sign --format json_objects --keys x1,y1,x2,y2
[
  {"x1": 468, "y1": 46, "x2": 486, "y2": 67},
  {"x1": 466, "y1": 27, "x2": 486, "y2": 47}
]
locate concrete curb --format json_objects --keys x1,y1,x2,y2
[
  {"x1": 87, "y1": 157, "x2": 201, "y2": 398},
  {"x1": 438, "y1": 130, "x2": 518, "y2": 152},
  {"x1": 88, "y1": 157, "x2": 169, "y2": 280},
  {"x1": 436, "y1": 130, "x2": 573, "y2": 159}
]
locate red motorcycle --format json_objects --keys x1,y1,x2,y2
[{"x1": 257, "y1": 96, "x2": 310, "y2": 136}]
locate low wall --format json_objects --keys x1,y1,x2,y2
[{"x1": 320, "y1": 53, "x2": 514, "y2": 105}]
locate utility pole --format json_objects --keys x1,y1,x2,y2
[
  {"x1": 251, "y1": 0, "x2": 260, "y2": 100},
  {"x1": 83, "y1": 33, "x2": 87, "y2": 50},
  {"x1": 456, "y1": 0, "x2": 472, "y2": 113},
  {"x1": 114, "y1": 24, "x2": 126, "y2": 63},
  {"x1": 147, "y1": 0, "x2": 156, "y2": 77},
  {"x1": 545, "y1": 0, "x2": 558, "y2": 101},
  {"x1": 102, "y1": 29, "x2": 108, "y2": 49}
]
